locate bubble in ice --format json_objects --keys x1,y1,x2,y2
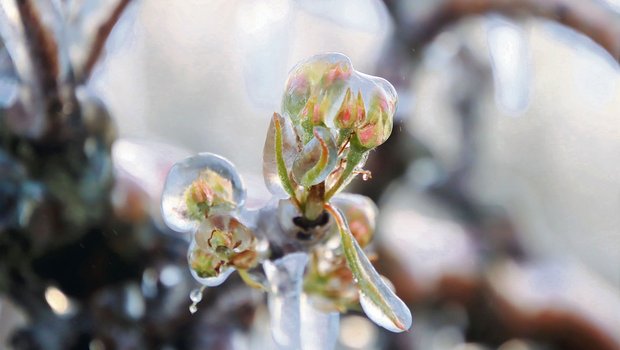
[{"x1": 161, "y1": 153, "x2": 246, "y2": 233}]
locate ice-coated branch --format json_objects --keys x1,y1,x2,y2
[
  {"x1": 398, "y1": 0, "x2": 620, "y2": 62},
  {"x1": 78, "y1": 0, "x2": 132, "y2": 83}
]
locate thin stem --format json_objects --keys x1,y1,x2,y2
[
  {"x1": 79, "y1": 0, "x2": 132, "y2": 83},
  {"x1": 325, "y1": 147, "x2": 364, "y2": 200},
  {"x1": 337, "y1": 134, "x2": 351, "y2": 156},
  {"x1": 238, "y1": 269, "x2": 266, "y2": 291}
]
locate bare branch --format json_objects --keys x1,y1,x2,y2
[
  {"x1": 16, "y1": 0, "x2": 63, "y2": 130},
  {"x1": 79, "y1": 0, "x2": 131, "y2": 83},
  {"x1": 401, "y1": 0, "x2": 620, "y2": 62}
]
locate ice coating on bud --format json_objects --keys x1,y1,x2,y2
[
  {"x1": 352, "y1": 86, "x2": 396, "y2": 149},
  {"x1": 334, "y1": 88, "x2": 365, "y2": 132},
  {"x1": 281, "y1": 53, "x2": 397, "y2": 150},
  {"x1": 161, "y1": 153, "x2": 246, "y2": 233},
  {"x1": 188, "y1": 215, "x2": 258, "y2": 286},
  {"x1": 282, "y1": 54, "x2": 352, "y2": 130}
]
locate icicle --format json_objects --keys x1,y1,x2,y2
[
  {"x1": 300, "y1": 294, "x2": 339, "y2": 350},
  {"x1": 263, "y1": 252, "x2": 309, "y2": 349}
]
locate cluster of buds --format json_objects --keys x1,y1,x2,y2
[
  {"x1": 264, "y1": 53, "x2": 411, "y2": 332},
  {"x1": 162, "y1": 53, "x2": 411, "y2": 338},
  {"x1": 161, "y1": 153, "x2": 262, "y2": 289},
  {"x1": 266, "y1": 53, "x2": 398, "y2": 225}
]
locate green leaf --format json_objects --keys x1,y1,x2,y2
[
  {"x1": 325, "y1": 204, "x2": 412, "y2": 333},
  {"x1": 292, "y1": 126, "x2": 338, "y2": 187},
  {"x1": 269, "y1": 113, "x2": 299, "y2": 204}
]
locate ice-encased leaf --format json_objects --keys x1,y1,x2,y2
[
  {"x1": 161, "y1": 153, "x2": 245, "y2": 233},
  {"x1": 264, "y1": 252, "x2": 309, "y2": 350},
  {"x1": 292, "y1": 126, "x2": 338, "y2": 187},
  {"x1": 326, "y1": 204, "x2": 412, "y2": 333},
  {"x1": 263, "y1": 113, "x2": 299, "y2": 198}
]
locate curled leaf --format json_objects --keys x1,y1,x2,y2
[
  {"x1": 325, "y1": 203, "x2": 412, "y2": 333},
  {"x1": 292, "y1": 126, "x2": 338, "y2": 187}
]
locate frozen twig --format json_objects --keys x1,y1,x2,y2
[
  {"x1": 400, "y1": 0, "x2": 620, "y2": 62},
  {"x1": 78, "y1": 0, "x2": 132, "y2": 83}
]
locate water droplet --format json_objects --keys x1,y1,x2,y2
[
  {"x1": 189, "y1": 304, "x2": 198, "y2": 314},
  {"x1": 161, "y1": 153, "x2": 246, "y2": 233},
  {"x1": 189, "y1": 288, "x2": 203, "y2": 303}
]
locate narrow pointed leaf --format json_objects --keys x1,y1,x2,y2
[
  {"x1": 263, "y1": 113, "x2": 299, "y2": 199},
  {"x1": 325, "y1": 204, "x2": 412, "y2": 333}
]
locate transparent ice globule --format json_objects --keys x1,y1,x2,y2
[{"x1": 161, "y1": 152, "x2": 246, "y2": 233}]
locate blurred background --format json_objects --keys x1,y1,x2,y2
[{"x1": 1, "y1": 0, "x2": 620, "y2": 349}]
